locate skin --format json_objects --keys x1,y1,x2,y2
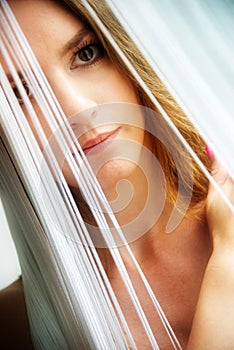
[
  {"x1": 187, "y1": 157, "x2": 234, "y2": 349},
  {"x1": 0, "y1": 279, "x2": 34, "y2": 349},
  {"x1": 6, "y1": 0, "x2": 145, "y2": 192},
  {"x1": 1, "y1": 0, "x2": 234, "y2": 349}
]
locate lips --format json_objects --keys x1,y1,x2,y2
[{"x1": 81, "y1": 128, "x2": 119, "y2": 154}]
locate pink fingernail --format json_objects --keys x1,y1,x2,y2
[{"x1": 206, "y1": 144, "x2": 214, "y2": 160}]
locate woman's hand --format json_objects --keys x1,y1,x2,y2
[
  {"x1": 187, "y1": 152, "x2": 234, "y2": 350},
  {"x1": 206, "y1": 154, "x2": 234, "y2": 249}
]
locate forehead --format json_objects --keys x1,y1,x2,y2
[{"x1": 8, "y1": 0, "x2": 84, "y2": 58}]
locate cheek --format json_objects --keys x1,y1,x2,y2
[
  {"x1": 100, "y1": 66, "x2": 139, "y2": 104},
  {"x1": 21, "y1": 104, "x2": 52, "y2": 150}
]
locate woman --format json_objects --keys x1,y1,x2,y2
[{"x1": 0, "y1": 0, "x2": 233, "y2": 349}]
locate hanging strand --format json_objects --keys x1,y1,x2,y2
[{"x1": 0, "y1": 1, "x2": 167, "y2": 348}]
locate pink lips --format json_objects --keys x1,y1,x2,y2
[{"x1": 81, "y1": 128, "x2": 119, "y2": 155}]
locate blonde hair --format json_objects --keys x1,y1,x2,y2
[{"x1": 62, "y1": 0, "x2": 210, "y2": 211}]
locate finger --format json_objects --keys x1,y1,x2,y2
[
  {"x1": 211, "y1": 157, "x2": 229, "y2": 186},
  {"x1": 206, "y1": 144, "x2": 229, "y2": 186}
]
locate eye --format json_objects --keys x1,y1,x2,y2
[
  {"x1": 71, "y1": 42, "x2": 104, "y2": 69},
  {"x1": 11, "y1": 81, "x2": 31, "y2": 104}
]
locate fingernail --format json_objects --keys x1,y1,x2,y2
[{"x1": 206, "y1": 144, "x2": 214, "y2": 160}]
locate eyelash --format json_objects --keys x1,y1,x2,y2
[
  {"x1": 70, "y1": 39, "x2": 105, "y2": 70},
  {"x1": 11, "y1": 39, "x2": 105, "y2": 103},
  {"x1": 11, "y1": 81, "x2": 32, "y2": 104}
]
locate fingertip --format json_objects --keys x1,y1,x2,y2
[
  {"x1": 208, "y1": 152, "x2": 228, "y2": 185},
  {"x1": 206, "y1": 144, "x2": 214, "y2": 160}
]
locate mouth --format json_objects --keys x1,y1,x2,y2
[{"x1": 81, "y1": 128, "x2": 120, "y2": 155}]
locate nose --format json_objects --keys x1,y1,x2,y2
[{"x1": 48, "y1": 73, "x2": 98, "y2": 126}]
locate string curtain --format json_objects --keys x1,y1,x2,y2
[
  {"x1": 106, "y1": 0, "x2": 234, "y2": 176},
  {"x1": 0, "y1": 0, "x2": 234, "y2": 349}
]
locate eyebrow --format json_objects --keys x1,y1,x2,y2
[{"x1": 60, "y1": 27, "x2": 91, "y2": 56}]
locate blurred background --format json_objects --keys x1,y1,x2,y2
[{"x1": 0, "y1": 198, "x2": 21, "y2": 290}]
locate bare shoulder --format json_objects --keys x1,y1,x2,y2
[{"x1": 0, "y1": 278, "x2": 34, "y2": 349}]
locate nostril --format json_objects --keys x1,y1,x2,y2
[
  {"x1": 70, "y1": 123, "x2": 78, "y2": 130},
  {"x1": 68, "y1": 105, "x2": 98, "y2": 128},
  {"x1": 90, "y1": 107, "x2": 97, "y2": 119},
  {"x1": 69, "y1": 122, "x2": 80, "y2": 138}
]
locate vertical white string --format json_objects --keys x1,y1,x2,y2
[{"x1": 83, "y1": 0, "x2": 234, "y2": 214}]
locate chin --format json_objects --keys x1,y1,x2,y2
[
  {"x1": 96, "y1": 159, "x2": 137, "y2": 191},
  {"x1": 61, "y1": 157, "x2": 134, "y2": 191}
]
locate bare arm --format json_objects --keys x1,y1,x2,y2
[
  {"x1": 0, "y1": 278, "x2": 34, "y2": 349},
  {"x1": 187, "y1": 156, "x2": 234, "y2": 349}
]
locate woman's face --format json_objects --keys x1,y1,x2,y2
[{"x1": 8, "y1": 0, "x2": 146, "y2": 193}]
